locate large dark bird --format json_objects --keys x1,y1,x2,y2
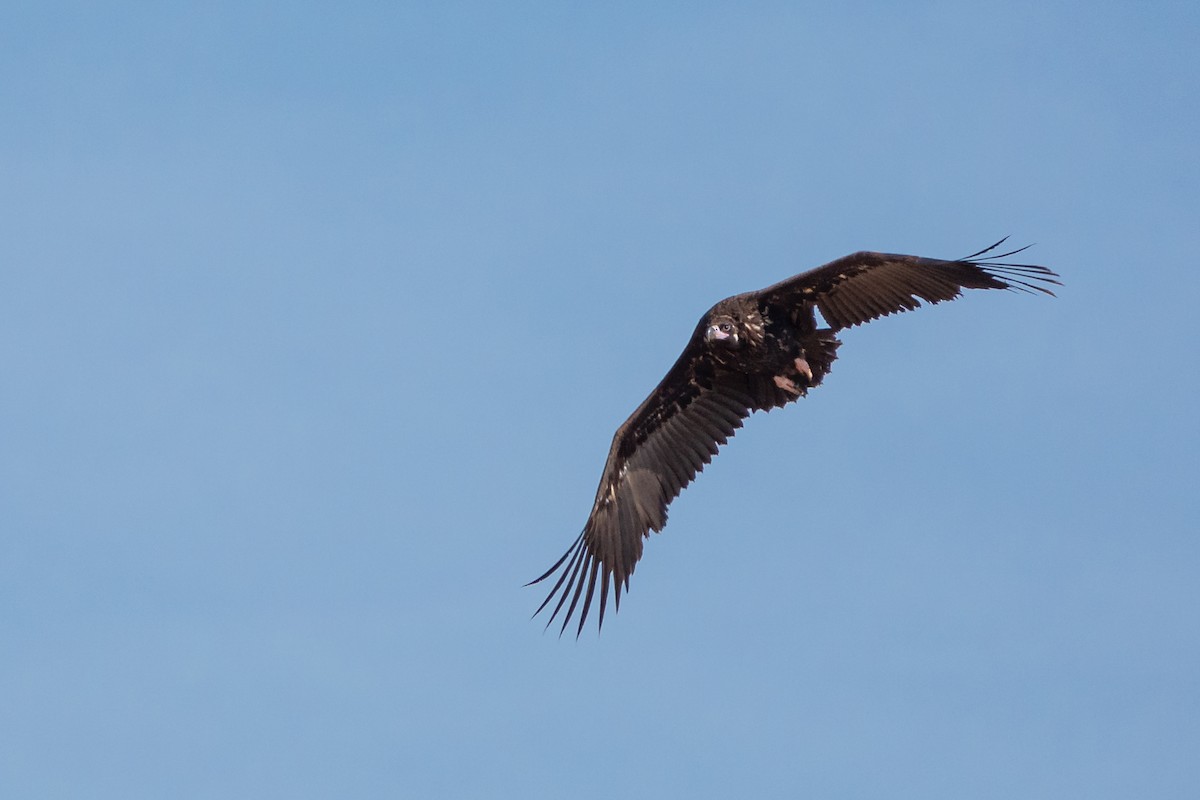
[{"x1": 530, "y1": 239, "x2": 1059, "y2": 636}]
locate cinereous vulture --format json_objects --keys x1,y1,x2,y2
[{"x1": 530, "y1": 239, "x2": 1059, "y2": 636}]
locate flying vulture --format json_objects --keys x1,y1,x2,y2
[{"x1": 529, "y1": 239, "x2": 1059, "y2": 636}]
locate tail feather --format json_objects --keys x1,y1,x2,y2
[{"x1": 804, "y1": 329, "x2": 841, "y2": 389}]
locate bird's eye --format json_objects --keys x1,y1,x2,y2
[{"x1": 719, "y1": 323, "x2": 732, "y2": 332}]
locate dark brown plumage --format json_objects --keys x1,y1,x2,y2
[{"x1": 529, "y1": 239, "x2": 1060, "y2": 636}]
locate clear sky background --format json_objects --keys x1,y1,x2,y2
[{"x1": 3, "y1": 3, "x2": 1198, "y2": 798}]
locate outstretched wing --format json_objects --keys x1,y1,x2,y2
[
  {"x1": 530, "y1": 239, "x2": 1059, "y2": 636},
  {"x1": 757, "y1": 238, "x2": 1060, "y2": 330},
  {"x1": 528, "y1": 322, "x2": 795, "y2": 637}
]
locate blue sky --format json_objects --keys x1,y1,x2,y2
[{"x1": 2, "y1": 2, "x2": 1198, "y2": 798}]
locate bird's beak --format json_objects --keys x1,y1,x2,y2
[{"x1": 706, "y1": 325, "x2": 729, "y2": 342}]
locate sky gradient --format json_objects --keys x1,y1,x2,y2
[{"x1": 3, "y1": 3, "x2": 1198, "y2": 798}]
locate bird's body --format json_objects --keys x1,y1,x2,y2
[{"x1": 530, "y1": 240, "x2": 1059, "y2": 635}]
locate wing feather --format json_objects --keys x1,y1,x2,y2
[
  {"x1": 759, "y1": 238, "x2": 1059, "y2": 330},
  {"x1": 529, "y1": 351, "x2": 761, "y2": 635},
  {"x1": 644, "y1": 437, "x2": 689, "y2": 498}
]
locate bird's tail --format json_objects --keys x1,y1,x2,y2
[{"x1": 804, "y1": 329, "x2": 841, "y2": 389}]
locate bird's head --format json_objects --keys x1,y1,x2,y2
[{"x1": 704, "y1": 314, "x2": 741, "y2": 348}]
